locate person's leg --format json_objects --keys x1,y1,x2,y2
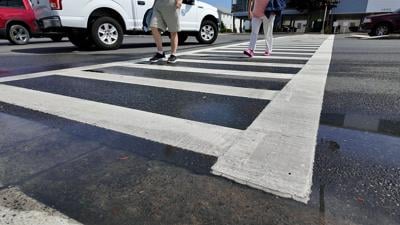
[
  {"x1": 149, "y1": 7, "x2": 168, "y2": 62},
  {"x1": 170, "y1": 32, "x2": 178, "y2": 55},
  {"x1": 264, "y1": 15, "x2": 276, "y2": 54},
  {"x1": 160, "y1": 1, "x2": 180, "y2": 63},
  {"x1": 248, "y1": 17, "x2": 263, "y2": 50},
  {"x1": 151, "y1": 27, "x2": 164, "y2": 53}
]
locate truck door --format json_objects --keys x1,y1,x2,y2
[
  {"x1": 180, "y1": 0, "x2": 197, "y2": 31},
  {"x1": 133, "y1": 0, "x2": 154, "y2": 29}
]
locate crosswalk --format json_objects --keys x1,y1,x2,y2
[{"x1": 0, "y1": 34, "x2": 335, "y2": 203}]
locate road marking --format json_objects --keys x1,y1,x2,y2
[
  {"x1": 117, "y1": 62, "x2": 294, "y2": 80},
  {"x1": 227, "y1": 46, "x2": 319, "y2": 50},
  {"x1": 1, "y1": 34, "x2": 331, "y2": 203},
  {"x1": 176, "y1": 58, "x2": 304, "y2": 68},
  {"x1": 0, "y1": 84, "x2": 240, "y2": 157},
  {"x1": 57, "y1": 70, "x2": 278, "y2": 100},
  {"x1": 189, "y1": 53, "x2": 310, "y2": 60},
  {"x1": 222, "y1": 47, "x2": 318, "y2": 52},
  {"x1": 212, "y1": 35, "x2": 335, "y2": 203},
  {"x1": 0, "y1": 72, "x2": 56, "y2": 83},
  {"x1": 212, "y1": 50, "x2": 314, "y2": 55}
]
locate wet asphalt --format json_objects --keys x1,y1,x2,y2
[{"x1": 0, "y1": 34, "x2": 399, "y2": 225}]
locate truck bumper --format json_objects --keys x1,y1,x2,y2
[
  {"x1": 360, "y1": 23, "x2": 373, "y2": 33},
  {"x1": 38, "y1": 16, "x2": 62, "y2": 30},
  {"x1": 0, "y1": 28, "x2": 6, "y2": 38}
]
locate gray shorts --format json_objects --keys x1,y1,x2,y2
[{"x1": 150, "y1": 0, "x2": 181, "y2": 33}]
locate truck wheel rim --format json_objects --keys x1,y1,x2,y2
[
  {"x1": 201, "y1": 25, "x2": 215, "y2": 41},
  {"x1": 98, "y1": 23, "x2": 118, "y2": 45},
  {"x1": 377, "y1": 26, "x2": 388, "y2": 36},
  {"x1": 10, "y1": 25, "x2": 29, "y2": 44}
]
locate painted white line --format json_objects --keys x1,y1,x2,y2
[
  {"x1": 118, "y1": 62, "x2": 295, "y2": 80},
  {"x1": 177, "y1": 58, "x2": 304, "y2": 68},
  {"x1": 212, "y1": 50, "x2": 314, "y2": 56},
  {"x1": 189, "y1": 53, "x2": 310, "y2": 60},
  {"x1": 0, "y1": 84, "x2": 241, "y2": 157},
  {"x1": 0, "y1": 73, "x2": 52, "y2": 83},
  {"x1": 272, "y1": 49, "x2": 316, "y2": 52},
  {"x1": 228, "y1": 46, "x2": 319, "y2": 50},
  {"x1": 212, "y1": 35, "x2": 335, "y2": 203},
  {"x1": 58, "y1": 70, "x2": 278, "y2": 100}
]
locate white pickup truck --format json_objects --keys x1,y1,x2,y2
[{"x1": 34, "y1": 0, "x2": 220, "y2": 50}]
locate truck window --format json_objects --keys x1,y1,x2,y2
[{"x1": 0, "y1": 0, "x2": 25, "y2": 8}]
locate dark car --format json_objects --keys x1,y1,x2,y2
[{"x1": 361, "y1": 8, "x2": 400, "y2": 36}]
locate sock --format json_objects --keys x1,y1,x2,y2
[{"x1": 158, "y1": 51, "x2": 164, "y2": 55}]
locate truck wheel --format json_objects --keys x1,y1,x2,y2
[
  {"x1": 68, "y1": 31, "x2": 95, "y2": 49},
  {"x1": 90, "y1": 17, "x2": 123, "y2": 50},
  {"x1": 50, "y1": 35, "x2": 64, "y2": 42},
  {"x1": 7, "y1": 24, "x2": 30, "y2": 45},
  {"x1": 373, "y1": 24, "x2": 390, "y2": 36},
  {"x1": 178, "y1": 33, "x2": 188, "y2": 44},
  {"x1": 196, "y1": 20, "x2": 218, "y2": 44}
]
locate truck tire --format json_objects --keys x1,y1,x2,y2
[
  {"x1": 196, "y1": 20, "x2": 218, "y2": 44},
  {"x1": 50, "y1": 35, "x2": 64, "y2": 42},
  {"x1": 373, "y1": 23, "x2": 390, "y2": 36},
  {"x1": 7, "y1": 24, "x2": 30, "y2": 45},
  {"x1": 178, "y1": 33, "x2": 189, "y2": 45},
  {"x1": 90, "y1": 17, "x2": 123, "y2": 50},
  {"x1": 68, "y1": 31, "x2": 95, "y2": 49}
]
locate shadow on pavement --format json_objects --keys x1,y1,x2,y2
[{"x1": 11, "y1": 42, "x2": 200, "y2": 54}]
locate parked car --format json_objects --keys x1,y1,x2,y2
[
  {"x1": 0, "y1": 0, "x2": 64, "y2": 45},
  {"x1": 39, "y1": 0, "x2": 220, "y2": 50},
  {"x1": 361, "y1": 8, "x2": 400, "y2": 36}
]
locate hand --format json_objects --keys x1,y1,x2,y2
[
  {"x1": 176, "y1": 0, "x2": 182, "y2": 9},
  {"x1": 248, "y1": 11, "x2": 253, "y2": 20}
]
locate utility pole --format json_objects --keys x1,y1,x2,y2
[
  {"x1": 321, "y1": 0, "x2": 340, "y2": 34},
  {"x1": 321, "y1": 3, "x2": 328, "y2": 34}
]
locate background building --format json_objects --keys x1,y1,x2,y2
[
  {"x1": 231, "y1": 0, "x2": 400, "y2": 33},
  {"x1": 218, "y1": 9, "x2": 242, "y2": 33}
]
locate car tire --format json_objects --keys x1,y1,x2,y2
[
  {"x1": 7, "y1": 24, "x2": 30, "y2": 45},
  {"x1": 196, "y1": 20, "x2": 218, "y2": 44},
  {"x1": 50, "y1": 35, "x2": 64, "y2": 42},
  {"x1": 373, "y1": 24, "x2": 390, "y2": 36},
  {"x1": 178, "y1": 32, "x2": 188, "y2": 45},
  {"x1": 90, "y1": 17, "x2": 123, "y2": 50},
  {"x1": 68, "y1": 31, "x2": 95, "y2": 49}
]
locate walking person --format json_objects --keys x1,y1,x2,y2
[
  {"x1": 244, "y1": 0, "x2": 286, "y2": 58},
  {"x1": 149, "y1": 0, "x2": 183, "y2": 64}
]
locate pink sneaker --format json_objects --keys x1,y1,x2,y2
[
  {"x1": 264, "y1": 50, "x2": 271, "y2": 56},
  {"x1": 243, "y1": 49, "x2": 255, "y2": 58}
]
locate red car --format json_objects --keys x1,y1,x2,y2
[
  {"x1": 0, "y1": 0, "x2": 63, "y2": 45},
  {"x1": 0, "y1": 0, "x2": 39, "y2": 44},
  {"x1": 361, "y1": 8, "x2": 400, "y2": 36}
]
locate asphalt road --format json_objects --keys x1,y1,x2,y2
[
  {"x1": 0, "y1": 34, "x2": 399, "y2": 225},
  {"x1": 0, "y1": 34, "x2": 251, "y2": 76}
]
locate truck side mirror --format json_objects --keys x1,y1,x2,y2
[{"x1": 184, "y1": 0, "x2": 195, "y2": 5}]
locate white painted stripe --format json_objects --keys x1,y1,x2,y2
[
  {"x1": 228, "y1": 46, "x2": 319, "y2": 50},
  {"x1": 58, "y1": 70, "x2": 278, "y2": 100},
  {"x1": 177, "y1": 58, "x2": 304, "y2": 68},
  {"x1": 212, "y1": 50, "x2": 314, "y2": 56},
  {"x1": 236, "y1": 45, "x2": 322, "y2": 48},
  {"x1": 189, "y1": 53, "x2": 310, "y2": 60},
  {"x1": 0, "y1": 73, "x2": 51, "y2": 83},
  {"x1": 118, "y1": 62, "x2": 295, "y2": 80},
  {"x1": 227, "y1": 47, "x2": 317, "y2": 52},
  {"x1": 0, "y1": 84, "x2": 240, "y2": 157},
  {"x1": 212, "y1": 35, "x2": 335, "y2": 203}
]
